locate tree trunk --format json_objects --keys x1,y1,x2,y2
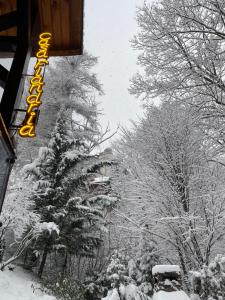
[
  {"x1": 23, "y1": 248, "x2": 28, "y2": 266},
  {"x1": 38, "y1": 247, "x2": 48, "y2": 278},
  {"x1": 0, "y1": 238, "x2": 5, "y2": 263},
  {"x1": 62, "y1": 252, "x2": 68, "y2": 275}
]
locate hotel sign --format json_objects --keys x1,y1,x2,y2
[{"x1": 19, "y1": 32, "x2": 52, "y2": 138}]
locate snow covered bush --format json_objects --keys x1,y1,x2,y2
[
  {"x1": 43, "y1": 276, "x2": 85, "y2": 300},
  {"x1": 106, "y1": 251, "x2": 131, "y2": 289},
  {"x1": 84, "y1": 271, "x2": 109, "y2": 300},
  {"x1": 85, "y1": 240, "x2": 157, "y2": 300},
  {"x1": 84, "y1": 250, "x2": 130, "y2": 300},
  {"x1": 134, "y1": 230, "x2": 158, "y2": 296},
  {"x1": 190, "y1": 255, "x2": 225, "y2": 300},
  {"x1": 83, "y1": 250, "x2": 130, "y2": 300}
]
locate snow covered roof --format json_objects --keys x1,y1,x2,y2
[
  {"x1": 152, "y1": 265, "x2": 181, "y2": 275},
  {"x1": 90, "y1": 176, "x2": 110, "y2": 185}
]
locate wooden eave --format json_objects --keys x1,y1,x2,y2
[{"x1": 0, "y1": 0, "x2": 84, "y2": 57}]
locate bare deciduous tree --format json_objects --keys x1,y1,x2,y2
[
  {"x1": 130, "y1": 0, "x2": 225, "y2": 107},
  {"x1": 112, "y1": 101, "x2": 225, "y2": 280}
]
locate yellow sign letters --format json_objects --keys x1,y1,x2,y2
[{"x1": 19, "y1": 32, "x2": 51, "y2": 138}]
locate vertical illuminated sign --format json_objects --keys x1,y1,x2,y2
[{"x1": 19, "y1": 32, "x2": 52, "y2": 138}]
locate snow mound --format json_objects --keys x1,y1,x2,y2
[
  {"x1": 152, "y1": 265, "x2": 181, "y2": 275},
  {"x1": 0, "y1": 267, "x2": 56, "y2": 300},
  {"x1": 153, "y1": 291, "x2": 190, "y2": 300}
]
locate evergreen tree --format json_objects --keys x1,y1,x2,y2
[
  {"x1": 106, "y1": 250, "x2": 130, "y2": 290},
  {"x1": 134, "y1": 228, "x2": 159, "y2": 296},
  {"x1": 84, "y1": 250, "x2": 130, "y2": 300},
  {"x1": 23, "y1": 105, "x2": 116, "y2": 277}
]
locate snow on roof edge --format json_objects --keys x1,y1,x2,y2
[{"x1": 152, "y1": 265, "x2": 181, "y2": 275}]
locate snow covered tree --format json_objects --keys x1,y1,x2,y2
[
  {"x1": 190, "y1": 254, "x2": 225, "y2": 300},
  {"x1": 130, "y1": 0, "x2": 225, "y2": 157},
  {"x1": 38, "y1": 53, "x2": 103, "y2": 148},
  {"x1": 134, "y1": 228, "x2": 159, "y2": 296},
  {"x1": 16, "y1": 52, "x2": 103, "y2": 166},
  {"x1": 85, "y1": 233, "x2": 158, "y2": 300},
  {"x1": 106, "y1": 251, "x2": 130, "y2": 290},
  {"x1": 23, "y1": 104, "x2": 116, "y2": 278},
  {"x1": 0, "y1": 170, "x2": 40, "y2": 263},
  {"x1": 130, "y1": 0, "x2": 225, "y2": 107},
  {"x1": 112, "y1": 101, "x2": 225, "y2": 280},
  {"x1": 101, "y1": 250, "x2": 152, "y2": 300},
  {"x1": 84, "y1": 250, "x2": 130, "y2": 299}
]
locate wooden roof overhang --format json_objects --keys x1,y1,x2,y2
[{"x1": 0, "y1": 0, "x2": 84, "y2": 57}]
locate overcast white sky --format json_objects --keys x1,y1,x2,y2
[{"x1": 84, "y1": 0, "x2": 145, "y2": 134}]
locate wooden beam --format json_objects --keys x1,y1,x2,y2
[
  {"x1": 0, "y1": 0, "x2": 32, "y2": 129},
  {"x1": 48, "y1": 48, "x2": 82, "y2": 56},
  {"x1": 0, "y1": 113, "x2": 16, "y2": 213},
  {"x1": 0, "y1": 11, "x2": 17, "y2": 32},
  {"x1": 0, "y1": 114, "x2": 15, "y2": 159},
  {"x1": 0, "y1": 65, "x2": 9, "y2": 89},
  {"x1": 0, "y1": 36, "x2": 17, "y2": 53}
]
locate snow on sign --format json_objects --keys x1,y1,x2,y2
[{"x1": 18, "y1": 32, "x2": 52, "y2": 138}]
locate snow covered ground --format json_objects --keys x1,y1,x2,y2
[
  {"x1": 153, "y1": 291, "x2": 190, "y2": 300},
  {"x1": 0, "y1": 266, "x2": 56, "y2": 300},
  {"x1": 102, "y1": 285, "x2": 191, "y2": 300}
]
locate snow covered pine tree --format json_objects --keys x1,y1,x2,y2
[{"x1": 22, "y1": 104, "x2": 116, "y2": 278}]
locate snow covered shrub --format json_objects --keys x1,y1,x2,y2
[
  {"x1": 83, "y1": 250, "x2": 130, "y2": 300},
  {"x1": 43, "y1": 276, "x2": 85, "y2": 300},
  {"x1": 84, "y1": 230, "x2": 159, "y2": 300},
  {"x1": 85, "y1": 248, "x2": 155, "y2": 300},
  {"x1": 107, "y1": 251, "x2": 131, "y2": 289},
  {"x1": 84, "y1": 272, "x2": 109, "y2": 300},
  {"x1": 134, "y1": 231, "x2": 158, "y2": 296},
  {"x1": 190, "y1": 255, "x2": 225, "y2": 300}
]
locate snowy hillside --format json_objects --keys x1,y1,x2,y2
[{"x1": 0, "y1": 267, "x2": 56, "y2": 300}]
